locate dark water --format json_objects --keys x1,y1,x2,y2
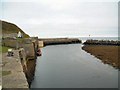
[{"x1": 31, "y1": 44, "x2": 118, "y2": 88}]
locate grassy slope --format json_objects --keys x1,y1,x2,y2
[
  {"x1": 1, "y1": 20, "x2": 30, "y2": 38},
  {"x1": 0, "y1": 46, "x2": 11, "y2": 53}
]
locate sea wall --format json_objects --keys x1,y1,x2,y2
[
  {"x1": 2, "y1": 37, "x2": 81, "y2": 88},
  {"x1": 2, "y1": 38, "x2": 24, "y2": 48},
  {"x1": 19, "y1": 37, "x2": 38, "y2": 87},
  {"x1": 2, "y1": 50, "x2": 29, "y2": 89},
  {"x1": 2, "y1": 37, "x2": 38, "y2": 88},
  {"x1": 19, "y1": 48, "x2": 36, "y2": 87},
  {"x1": 38, "y1": 41, "x2": 44, "y2": 48},
  {"x1": 83, "y1": 39, "x2": 120, "y2": 46},
  {"x1": 39, "y1": 38, "x2": 81, "y2": 46}
]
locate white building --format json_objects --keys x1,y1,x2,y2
[{"x1": 17, "y1": 31, "x2": 22, "y2": 38}]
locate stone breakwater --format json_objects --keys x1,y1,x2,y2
[
  {"x1": 2, "y1": 37, "x2": 39, "y2": 88},
  {"x1": 83, "y1": 39, "x2": 120, "y2": 46},
  {"x1": 2, "y1": 50, "x2": 29, "y2": 89},
  {"x1": 39, "y1": 38, "x2": 81, "y2": 46},
  {"x1": 2, "y1": 37, "x2": 82, "y2": 88},
  {"x1": 18, "y1": 37, "x2": 39, "y2": 88}
]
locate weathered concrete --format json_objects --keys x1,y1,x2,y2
[
  {"x1": 2, "y1": 37, "x2": 39, "y2": 88},
  {"x1": 23, "y1": 43, "x2": 35, "y2": 60},
  {"x1": 19, "y1": 48, "x2": 36, "y2": 87},
  {"x1": 2, "y1": 38, "x2": 24, "y2": 49},
  {"x1": 0, "y1": 20, "x2": 2, "y2": 89},
  {"x1": 38, "y1": 41, "x2": 44, "y2": 48},
  {"x1": 0, "y1": 53, "x2": 2, "y2": 89},
  {"x1": 19, "y1": 48, "x2": 27, "y2": 73},
  {"x1": 2, "y1": 50, "x2": 29, "y2": 89},
  {"x1": 31, "y1": 37, "x2": 39, "y2": 60},
  {"x1": 39, "y1": 38, "x2": 81, "y2": 46}
]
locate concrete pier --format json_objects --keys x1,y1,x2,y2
[
  {"x1": 39, "y1": 38, "x2": 81, "y2": 46},
  {"x1": 2, "y1": 37, "x2": 39, "y2": 88},
  {"x1": 2, "y1": 50, "x2": 29, "y2": 89},
  {"x1": 38, "y1": 41, "x2": 44, "y2": 48}
]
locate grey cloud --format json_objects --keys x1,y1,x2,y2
[{"x1": 1, "y1": 1, "x2": 118, "y2": 37}]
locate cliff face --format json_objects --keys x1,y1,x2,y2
[{"x1": 1, "y1": 20, "x2": 29, "y2": 38}]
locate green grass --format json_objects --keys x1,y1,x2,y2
[
  {"x1": 0, "y1": 46, "x2": 1, "y2": 53},
  {"x1": 0, "y1": 46, "x2": 11, "y2": 53},
  {"x1": 17, "y1": 38, "x2": 24, "y2": 43}
]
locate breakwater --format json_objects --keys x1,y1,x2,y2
[
  {"x1": 39, "y1": 38, "x2": 81, "y2": 46},
  {"x1": 2, "y1": 37, "x2": 39, "y2": 88},
  {"x1": 2, "y1": 37, "x2": 82, "y2": 88},
  {"x1": 2, "y1": 50, "x2": 29, "y2": 89},
  {"x1": 83, "y1": 39, "x2": 120, "y2": 46},
  {"x1": 18, "y1": 37, "x2": 39, "y2": 87}
]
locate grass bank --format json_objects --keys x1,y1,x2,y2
[{"x1": 0, "y1": 46, "x2": 12, "y2": 53}]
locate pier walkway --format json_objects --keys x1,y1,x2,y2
[{"x1": 2, "y1": 50, "x2": 29, "y2": 89}]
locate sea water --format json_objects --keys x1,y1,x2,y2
[{"x1": 31, "y1": 44, "x2": 118, "y2": 88}]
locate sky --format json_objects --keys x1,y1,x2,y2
[{"x1": 1, "y1": 0, "x2": 119, "y2": 38}]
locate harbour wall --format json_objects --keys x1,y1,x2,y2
[
  {"x1": 39, "y1": 38, "x2": 82, "y2": 46},
  {"x1": 2, "y1": 37, "x2": 39, "y2": 89},
  {"x1": 2, "y1": 37, "x2": 81, "y2": 89}
]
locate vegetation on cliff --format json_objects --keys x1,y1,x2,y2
[{"x1": 1, "y1": 20, "x2": 30, "y2": 38}]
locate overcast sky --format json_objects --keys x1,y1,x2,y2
[{"x1": 1, "y1": 0, "x2": 119, "y2": 38}]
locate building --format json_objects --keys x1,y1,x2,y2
[{"x1": 17, "y1": 31, "x2": 22, "y2": 38}]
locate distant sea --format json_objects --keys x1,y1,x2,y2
[{"x1": 78, "y1": 37, "x2": 119, "y2": 43}]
